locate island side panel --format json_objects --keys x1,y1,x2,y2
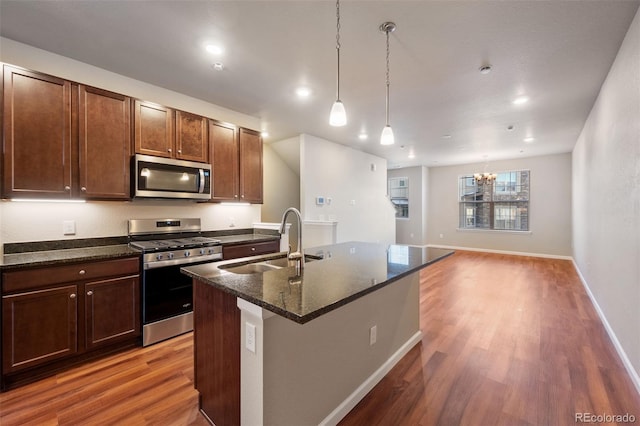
[
  {"x1": 193, "y1": 279, "x2": 240, "y2": 426},
  {"x1": 247, "y1": 272, "x2": 421, "y2": 425}
]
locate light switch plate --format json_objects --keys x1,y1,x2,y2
[{"x1": 63, "y1": 220, "x2": 76, "y2": 235}]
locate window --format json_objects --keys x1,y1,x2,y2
[
  {"x1": 388, "y1": 177, "x2": 409, "y2": 218},
  {"x1": 458, "y1": 170, "x2": 529, "y2": 231}
]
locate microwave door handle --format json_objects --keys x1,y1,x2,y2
[{"x1": 198, "y1": 169, "x2": 205, "y2": 193}]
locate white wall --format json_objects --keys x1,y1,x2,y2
[
  {"x1": 0, "y1": 38, "x2": 263, "y2": 246},
  {"x1": 300, "y1": 134, "x2": 395, "y2": 246},
  {"x1": 572, "y1": 9, "x2": 640, "y2": 385},
  {"x1": 387, "y1": 166, "x2": 428, "y2": 246},
  {"x1": 261, "y1": 144, "x2": 300, "y2": 223},
  {"x1": 427, "y1": 153, "x2": 573, "y2": 257}
]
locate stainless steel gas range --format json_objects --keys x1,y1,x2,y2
[{"x1": 128, "y1": 218, "x2": 222, "y2": 346}]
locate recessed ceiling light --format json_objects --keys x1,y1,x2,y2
[
  {"x1": 512, "y1": 96, "x2": 529, "y2": 105},
  {"x1": 296, "y1": 87, "x2": 311, "y2": 98},
  {"x1": 408, "y1": 149, "x2": 415, "y2": 159},
  {"x1": 524, "y1": 136, "x2": 535, "y2": 143},
  {"x1": 507, "y1": 125, "x2": 515, "y2": 131},
  {"x1": 261, "y1": 131, "x2": 269, "y2": 138},
  {"x1": 442, "y1": 134, "x2": 452, "y2": 139},
  {"x1": 212, "y1": 62, "x2": 224, "y2": 71},
  {"x1": 205, "y1": 44, "x2": 224, "y2": 55},
  {"x1": 358, "y1": 133, "x2": 368, "y2": 141}
]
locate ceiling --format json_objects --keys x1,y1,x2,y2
[{"x1": 1, "y1": 1, "x2": 638, "y2": 168}]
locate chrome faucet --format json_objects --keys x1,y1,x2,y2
[{"x1": 279, "y1": 207, "x2": 304, "y2": 273}]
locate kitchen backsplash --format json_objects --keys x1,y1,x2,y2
[{"x1": 0, "y1": 200, "x2": 261, "y2": 246}]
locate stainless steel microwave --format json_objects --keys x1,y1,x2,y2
[{"x1": 133, "y1": 154, "x2": 212, "y2": 200}]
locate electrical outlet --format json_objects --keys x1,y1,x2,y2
[
  {"x1": 245, "y1": 322, "x2": 256, "y2": 353},
  {"x1": 370, "y1": 325, "x2": 377, "y2": 346}
]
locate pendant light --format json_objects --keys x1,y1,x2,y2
[
  {"x1": 380, "y1": 21, "x2": 396, "y2": 145},
  {"x1": 329, "y1": 0, "x2": 347, "y2": 126}
]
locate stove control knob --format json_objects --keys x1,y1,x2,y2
[
  {"x1": 200, "y1": 248, "x2": 206, "y2": 255},
  {"x1": 167, "y1": 252, "x2": 174, "y2": 260},
  {"x1": 185, "y1": 251, "x2": 191, "y2": 257},
  {"x1": 156, "y1": 254, "x2": 163, "y2": 261}
]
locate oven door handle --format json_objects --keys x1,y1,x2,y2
[{"x1": 198, "y1": 169, "x2": 205, "y2": 193}]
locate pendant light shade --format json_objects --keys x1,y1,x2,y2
[
  {"x1": 330, "y1": 100, "x2": 347, "y2": 126},
  {"x1": 380, "y1": 21, "x2": 396, "y2": 145},
  {"x1": 329, "y1": 0, "x2": 347, "y2": 127},
  {"x1": 380, "y1": 125, "x2": 394, "y2": 145}
]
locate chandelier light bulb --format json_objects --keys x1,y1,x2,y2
[
  {"x1": 329, "y1": 100, "x2": 347, "y2": 126},
  {"x1": 380, "y1": 125, "x2": 394, "y2": 145}
]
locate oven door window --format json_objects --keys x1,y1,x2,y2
[
  {"x1": 138, "y1": 161, "x2": 203, "y2": 194},
  {"x1": 143, "y1": 266, "x2": 193, "y2": 323}
]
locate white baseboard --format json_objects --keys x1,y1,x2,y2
[
  {"x1": 571, "y1": 260, "x2": 640, "y2": 396},
  {"x1": 426, "y1": 244, "x2": 573, "y2": 260},
  {"x1": 319, "y1": 331, "x2": 423, "y2": 426}
]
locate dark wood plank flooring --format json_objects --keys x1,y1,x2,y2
[{"x1": 1, "y1": 251, "x2": 638, "y2": 425}]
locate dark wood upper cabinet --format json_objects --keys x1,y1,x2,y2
[
  {"x1": 209, "y1": 120, "x2": 239, "y2": 202},
  {"x1": 2, "y1": 65, "x2": 73, "y2": 199},
  {"x1": 78, "y1": 85, "x2": 131, "y2": 199},
  {"x1": 134, "y1": 100, "x2": 175, "y2": 158},
  {"x1": 239, "y1": 127, "x2": 263, "y2": 204},
  {"x1": 176, "y1": 110, "x2": 208, "y2": 163}
]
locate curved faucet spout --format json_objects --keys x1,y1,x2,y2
[{"x1": 279, "y1": 207, "x2": 304, "y2": 272}]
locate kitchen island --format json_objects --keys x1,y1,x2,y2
[{"x1": 181, "y1": 242, "x2": 453, "y2": 425}]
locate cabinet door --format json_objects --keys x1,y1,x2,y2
[
  {"x1": 2, "y1": 286, "x2": 78, "y2": 374},
  {"x1": 2, "y1": 65, "x2": 73, "y2": 198},
  {"x1": 209, "y1": 120, "x2": 239, "y2": 202},
  {"x1": 239, "y1": 128, "x2": 263, "y2": 203},
  {"x1": 134, "y1": 100, "x2": 174, "y2": 158},
  {"x1": 176, "y1": 110, "x2": 208, "y2": 163},
  {"x1": 84, "y1": 275, "x2": 140, "y2": 350},
  {"x1": 78, "y1": 86, "x2": 131, "y2": 199}
]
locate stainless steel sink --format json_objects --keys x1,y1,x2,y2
[
  {"x1": 218, "y1": 253, "x2": 320, "y2": 275},
  {"x1": 221, "y1": 263, "x2": 280, "y2": 274}
]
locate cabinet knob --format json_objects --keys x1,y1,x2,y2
[
  {"x1": 79, "y1": 270, "x2": 86, "y2": 275},
  {"x1": 81, "y1": 187, "x2": 87, "y2": 192},
  {"x1": 168, "y1": 148, "x2": 172, "y2": 153},
  {"x1": 70, "y1": 293, "x2": 76, "y2": 299},
  {"x1": 234, "y1": 194, "x2": 238, "y2": 198},
  {"x1": 251, "y1": 247, "x2": 256, "y2": 251},
  {"x1": 178, "y1": 149, "x2": 182, "y2": 154},
  {"x1": 87, "y1": 291, "x2": 93, "y2": 296},
  {"x1": 64, "y1": 186, "x2": 71, "y2": 191},
  {"x1": 241, "y1": 195, "x2": 245, "y2": 198}
]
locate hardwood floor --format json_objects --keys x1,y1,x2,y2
[
  {"x1": 339, "y1": 251, "x2": 640, "y2": 425},
  {"x1": 1, "y1": 251, "x2": 638, "y2": 425}
]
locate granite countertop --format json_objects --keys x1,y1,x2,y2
[
  {"x1": 0, "y1": 244, "x2": 140, "y2": 270},
  {"x1": 181, "y1": 242, "x2": 454, "y2": 324},
  {"x1": 213, "y1": 233, "x2": 280, "y2": 245}
]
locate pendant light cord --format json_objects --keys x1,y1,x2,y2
[
  {"x1": 385, "y1": 28, "x2": 390, "y2": 126},
  {"x1": 335, "y1": 0, "x2": 341, "y2": 100}
]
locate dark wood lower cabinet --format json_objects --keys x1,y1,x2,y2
[
  {"x1": 222, "y1": 239, "x2": 280, "y2": 260},
  {"x1": 85, "y1": 276, "x2": 140, "y2": 350},
  {"x1": 2, "y1": 285, "x2": 78, "y2": 374},
  {"x1": 193, "y1": 279, "x2": 240, "y2": 426},
  {"x1": 1, "y1": 257, "x2": 141, "y2": 390}
]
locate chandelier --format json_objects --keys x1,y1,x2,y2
[{"x1": 474, "y1": 172, "x2": 497, "y2": 185}]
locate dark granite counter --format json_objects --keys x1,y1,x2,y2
[
  {"x1": 0, "y1": 244, "x2": 140, "y2": 270},
  {"x1": 214, "y1": 233, "x2": 280, "y2": 245},
  {"x1": 182, "y1": 242, "x2": 453, "y2": 324}
]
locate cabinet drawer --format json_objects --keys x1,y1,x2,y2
[
  {"x1": 222, "y1": 240, "x2": 280, "y2": 260},
  {"x1": 2, "y1": 257, "x2": 140, "y2": 294}
]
